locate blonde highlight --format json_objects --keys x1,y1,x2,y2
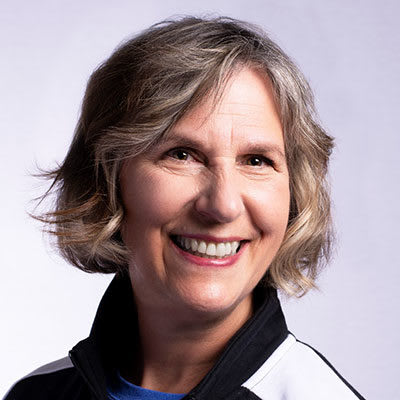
[{"x1": 35, "y1": 16, "x2": 334, "y2": 296}]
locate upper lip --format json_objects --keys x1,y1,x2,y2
[{"x1": 170, "y1": 233, "x2": 248, "y2": 243}]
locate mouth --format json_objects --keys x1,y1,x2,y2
[{"x1": 170, "y1": 235, "x2": 247, "y2": 259}]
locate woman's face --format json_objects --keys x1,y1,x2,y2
[{"x1": 120, "y1": 67, "x2": 290, "y2": 319}]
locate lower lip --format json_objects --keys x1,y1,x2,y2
[{"x1": 170, "y1": 239, "x2": 247, "y2": 267}]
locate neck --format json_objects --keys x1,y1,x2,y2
[{"x1": 121, "y1": 295, "x2": 253, "y2": 394}]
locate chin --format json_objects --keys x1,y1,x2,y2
[{"x1": 176, "y1": 280, "x2": 251, "y2": 318}]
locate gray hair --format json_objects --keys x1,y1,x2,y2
[{"x1": 37, "y1": 16, "x2": 334, "y2": 296}]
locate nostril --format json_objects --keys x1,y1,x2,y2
[{"x1": 194, "y1": 198, "x2": 244, "y2": 224}]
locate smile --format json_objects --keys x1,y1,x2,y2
[{"x1": 171, "y1": 235, "x2": 245, "y2": 259}]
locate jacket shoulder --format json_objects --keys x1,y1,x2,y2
[
  {"x1": 242, "y1": 334, "x2": 365, "y2": 400},
  {"x1": 3, "y1": 356, "x2": 88, "y2": 400}
]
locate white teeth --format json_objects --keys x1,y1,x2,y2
[
  {"x1": 216, "y1": 243, "x2": 226, "y2": 257},
  {"x1": 231, "y1": 241, "x2": 239, "y2": 255},
  {"x1": 175, "y1": 236, "x2": 243, "y2": 258},
  {"x1": 206, "y1": 243, "x2": 216, "y2": 256},
  {"x1": 190, "y1": 239, "x2": 198, "y2": 252},
  {"x1": 184, "y1": 238, "x2": 191, "y2": 250},
  {"x1": 197, "y1": 241, "x2": 207, "y2": 254}
]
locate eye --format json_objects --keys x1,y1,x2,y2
[
  {"x1": 166, "y1": 148, "x2": 194, "y2": 161},
  {"x1": 245, "y1": 155, "x2": 273, "y2": 167}
]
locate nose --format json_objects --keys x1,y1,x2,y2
[{"x1": 194, "y1": 167, "x2": 244, "y2": 224}]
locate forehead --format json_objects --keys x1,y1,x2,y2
[{"x1": 165, "y1": 67, "x2": 284, "y2": 155}]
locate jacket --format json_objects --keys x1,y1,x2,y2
[{"x1": 4, "y1": 272, "x2": 365, "y2": 399}]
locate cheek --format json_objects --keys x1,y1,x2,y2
[
  {"x1": 121, "y1": 168, "x2": 198, "y2": 234},
  {"x1": 248, "y1": 180, "x2": 290, "y2": 236}
]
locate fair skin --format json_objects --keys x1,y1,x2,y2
[{"x1": 119, "y1": 66, "x2": 291, "y2": 393}]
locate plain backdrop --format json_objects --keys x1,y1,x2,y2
[{"x1": 1, "y1": 1, "x2": 399, "y2": 399}]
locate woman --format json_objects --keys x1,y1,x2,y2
[{"x1": 4, "y1": 16, "x2": 365, "y2": 400}]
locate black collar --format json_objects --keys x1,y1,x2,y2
[{"x1": 69, "y1": 272, "x2": 288, "y2": 400}]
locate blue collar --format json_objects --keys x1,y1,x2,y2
[{"x1": 107, "y1": 370, "x2": 185, "y2": 400}]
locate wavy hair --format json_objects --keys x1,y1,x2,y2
[{"x1": 36, "y1": 16, "x2": 334, "y2": 296}]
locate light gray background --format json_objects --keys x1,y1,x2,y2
[{"x1": 1, "y1": 1, "x2": 399, "y2": 399}]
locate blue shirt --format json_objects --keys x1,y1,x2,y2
[{"x1": 107, "y1": 371, "x2": 186, "y2": 400}]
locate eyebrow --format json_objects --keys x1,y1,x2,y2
[
  {"x1": 158, "y1": 132, "x2": 286, "y2": 161},
  {"x1": 242, "y1": 144, "x2": 286, "y2": 161}
]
